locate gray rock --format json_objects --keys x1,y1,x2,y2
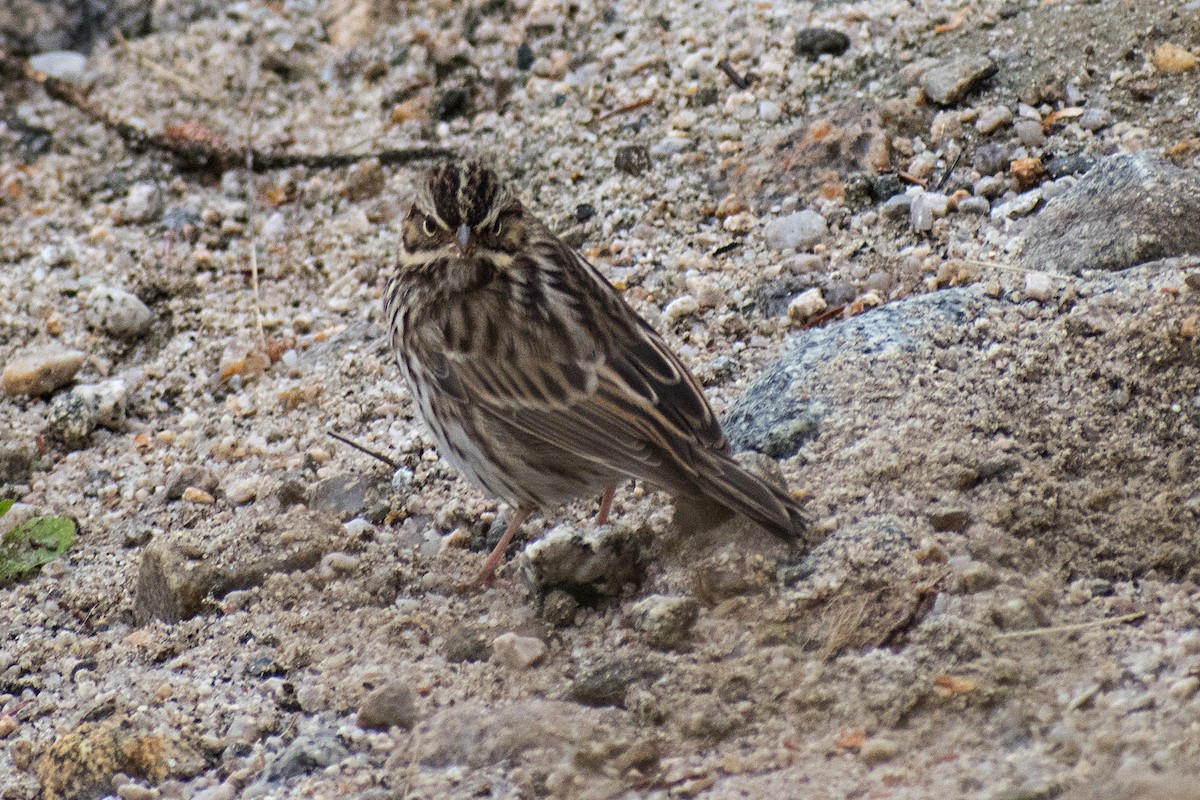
[
  {"x1": 881, "y1": 193, "x2": 912, "y2": 221},
  {"x1": 793, "y1": 28, "x2": 850, "y2": 60},
  {"x1": 724, "y1": 286, "x2": 979, "y2": 456},
  {"x1": 44, "y1": 391, "x2": 99, "y2": 450},
  {"x1": 518, "y1": 522, "x2": 645, "y2": 597},
  {"x1": 43, "y1": 379, "x2": 127, "y2": 449},
  {"x1": 974, "y1": 105, "x2": 1012, "y2": 134},
  {"x1": 763, "y1": 210, "x2": 827, "y2": 251},
  {"x1": 86, "y1": 285, "x2": 155, "y2": 341},
  {"x1": 443, "y1": 625, "x2": 492, "y2": 663},
  {"x1": 1020, "y1": 153, "x2": 1200, "y2": 274},
  {"x1": 957, "y1": 196, "x2": 991, "y2": 215},
  {"x1": 630, "y1": 594, "x2": 699, "y2": 651},
  {"x1": 1013, "y1": 118, "x2": 1045, "y2": 148},
  {"x1": 1078, "y1": 107, "x2": 1113, "y2": 131},
  {"x1": 920, "y1": 56, "x2": 996, "y2": 106},
  {"x1": 356, "y1": 681, "x2": 418, "y2": 731},
  {"x1": 910, "y1": 191, "x2": 948, "y2": 232}
]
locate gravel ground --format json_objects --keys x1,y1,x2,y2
[{"x1": 2, "y1": 0, "x2": 1200, "y2": 798}]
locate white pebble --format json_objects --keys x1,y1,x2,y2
[
  {"x1": 758, "y1": 100, "x2": 782, "y2": 122},
  {"x1": 763, "y1": 210, "x2": 827, "y2": 251},
  {"x1": 787, "y1": 288, "x2": 827, "y2": 323},
  {"x1": 1024, "y1": 272, "x2": 1054, "y2": 302},
  {"x1": 664, "y1": 294, "x2": 700, "y2": 321}
]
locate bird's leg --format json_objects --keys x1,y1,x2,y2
[
  {"x1": 470, "y1": 506, "x2": 532, "y2": 588},
  {"x1": 595, "y1": 484, "x2": 615, "y2": 525}
]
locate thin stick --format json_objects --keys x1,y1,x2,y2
[
  {"x1": 0, "y1": 46, "x2": 450, "y2": 175},
  {"x1": 996, "y1": 611, "x2": 1145, "y2": 639},
  {"x1": 327, "y1": 431, "x2": 398, "y2": 469},
  {"x1": 716, "y1": 58, "x2": 750, "y2": 90}
]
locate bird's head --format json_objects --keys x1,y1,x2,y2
[{"x1": 400, "y1": 159, "x2": 527, "y2": 265}]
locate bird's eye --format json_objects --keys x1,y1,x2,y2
[
  {"x1": 492, "y1": 218, "x2": 504, "y2": 237},
  {"x1": 420, "y1": 216, "x2": 437, "y2": 236}
]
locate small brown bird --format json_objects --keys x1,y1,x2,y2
[{"x1": 385, "y1": 159, "x2": 807, "y2": 586}]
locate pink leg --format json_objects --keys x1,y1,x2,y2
[
  {"x1": 595, "y1": 485, "x2": 615, "y2": 525},
  {"x1": 470, "y1": 506, "x2": 532, "y2": 588}
]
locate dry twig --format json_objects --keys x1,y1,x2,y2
[{"x1": 0, "y1": 45, "x2": 451, "y2": 174}]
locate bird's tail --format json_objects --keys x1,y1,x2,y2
[{"x1": 688, "y1": 452, "x2": 809, "y2": 540}]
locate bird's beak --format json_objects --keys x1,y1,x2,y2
[{"x1": 455, "y1": 224, "x2": 471, "y2": 254}]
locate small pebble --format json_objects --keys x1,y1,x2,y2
[
  {"x1": 116, "y1": 785, "x2": 159, "y2": 800},
  {"x1": 1151, "y1": 42, "x2": 1198, "y2": 73},
  {"x1": 793, "y1": 28, "x2": 850, "y2": 60},
  {"x1": 957, "y1": 196, "x2": 990, "y2": 214},
  {"x1": 29, "y1": 50, "x2": 87, "y2": 81},
  {"x1": 881, "y1": 194, "x2": 912, "y2": 220},
  {"x1": 2, "y1": 346, "x2": 85, "y2": 397},
  {"x1": 1024, "y1": 272, "x2": 1054, "y2": 302},
  {"x1": 991, "y1": 189, "x2": 1042, "y2": 220},
  {"x1": 910, "y1": 192, "x2": 949, "y2": 232},
  {"x1": 122, "y1": 182, "x2": 165, "y2": 224},
  {"x1": 921, "y1": 55, "x2": 996, "y2": 106},
  {"x1": 664, "y1": 294, "x2": 700, "y2": 321},
  {"x1": 757, "y1": 100, "x2": 782, "y2": 122},
  {"x1": 973, "y1": 175, "x2": 1006, "y2": 198},
  {"x1": 491, "y1": 632, "x2": 547, "y2": 669},
  {"x1": 356, "y1": 681, "x2": 418, "y2": 731},
  {"x1": 975, "y1": 105, "x2": 1013, "y2": 134},
  {"x1": 614, "y1": 145, "x2": 652, "y2": 176},
  {"x1": 1078, "y1": 108, "x2": 1112, "y2": 131},
  {"x1": 927, "y1": 506, "x2": 971, "y2": 532},
  {"x1": 860, "y1": 738, "x2": 899, "y2": 765},
  {"x1": 0, "y1": 715, "x2": 17, "y2": 738},
  {"x1": 86, "y1": 285, "x2": 155, "y2": 341},
  {"x1": 786, "y1": 288, "x2": 827, "y2": 323},
  {"x1": 1013, "y1": 118, "x2": 1045, "y2": 148},
  {"x1": 763, "y1": 210, "x2": 827, "y2": 251},
  {"x1": 181, "y1": 487, "x2": 216, "y2": 505},
  {"x1": 44, "y1": 391, "x2": 101, "y2": 450},
  {"x1": 631, "y1": 594, "x2": 699, "y2": 650}
]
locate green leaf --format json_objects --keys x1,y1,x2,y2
[
  {"x1": 0, "y1": 513, "x2": 76, "y2": 585},
  {"x1": 0, "y1": 499, "x2": 12, "y2": 520}
]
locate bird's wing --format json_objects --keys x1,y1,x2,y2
[{"x1": 417, "y1": 249, "x2": 727, "y2": 482}]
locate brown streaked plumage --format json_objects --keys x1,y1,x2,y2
[{"x1": 385, "y1": 159, "x2": 808, "y2": 586}]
